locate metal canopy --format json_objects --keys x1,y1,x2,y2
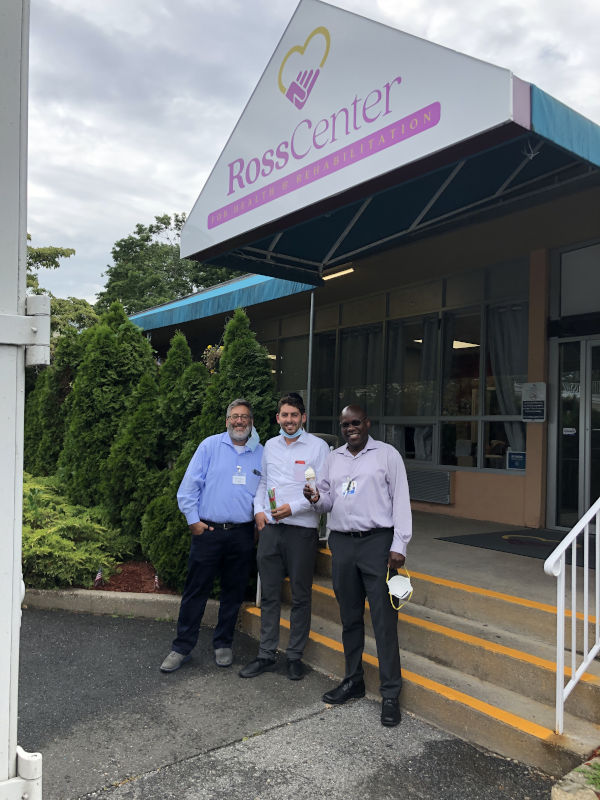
[{"x1": 193, "y1": 87, "x2": 600, "y2": 287}]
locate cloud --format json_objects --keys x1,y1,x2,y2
[{"x1": 27, "y1": 0, "x2": 600, "y2": 303}]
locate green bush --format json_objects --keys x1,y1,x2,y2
[
  {"x1": 141, "y1": 309, "x2": 277, "y2": 590},
  {"x1": 57, "y1": 303, "x2": 155, "y2": 506},
  {"x1": 22, "y1": 474, "x2": 131, "y2": 589},
  {"x1": 101, "y1": 370, "x2": 163, "y2": 553}
]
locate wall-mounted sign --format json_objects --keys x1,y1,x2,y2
[
  {"x1": 507, "y1": 451, "x2": 526, "y2": 470},
  {"x1": 522, "y1": 382, "x2": 546, "y2": 422},
  {"x1": 181, "y1": 0, "x2": 529, "y2": 259}
]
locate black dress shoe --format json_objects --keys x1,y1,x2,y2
[
  {"x1": 287, "y1": 659, "x2": 304, "y2": 681},
  {"x1": 238, "y1": 657, "x2": 277, "y2": 678},
  {"x1": 381, "y1": 697, "x2": 401, "y2": 727},
  {"x1": 322, "y1": 678, "x2": 366, "y2": 705}
]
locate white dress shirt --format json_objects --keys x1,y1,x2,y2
[{"x1": 254, "y1": 430, "x2": 330, "y2": 529}]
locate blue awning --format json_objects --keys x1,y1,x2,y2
[{"x1": 129, "y1": 273, "x2": 314, "y2": 332}]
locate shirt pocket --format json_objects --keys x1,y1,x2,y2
[{"x1": 292, "y1": 461, "x2": 307, "y2": 483}]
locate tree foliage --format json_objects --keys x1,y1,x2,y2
[
  {"x1": 141, "y1": 308, "x2": 278, "y2": 589},
  {"x1": 95, "y1": 213, "x2": 243, "y2": 315},
  {"x1": 27, "y1": 235, "x2": 76, "y2": 294},
  {"x1": 101, "y1": 371, "x2": 163, "y2": 552},
  {"x1": 196, "y1": 308, "x2": 278, "y2": 443},
  {"x1": 158, "y1": 331, "x2": 209, "y2": 465},
  {"x1": 57, "y1": 303, "x2": 155, "y2": 506}
]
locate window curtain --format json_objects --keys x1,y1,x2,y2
[
  {"x1": 414, "y1": 315, "x2": 439, "y2": 460},
  {"x1": 487, "y1": 304, "x2": 527, "y2": 451},
  {"x1": 339, "y1": 325, "x2": 382, "y2": 417}
]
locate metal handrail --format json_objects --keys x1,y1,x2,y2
[{"x1": 543, "y1": 497, "x2": 600, "y2": 734}]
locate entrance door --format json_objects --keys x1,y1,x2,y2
[{"x1": 554, "y1": 338, "x2": 600, "y2": 528}]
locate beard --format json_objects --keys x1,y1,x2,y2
[{"x1": 228, "y1": 422, "x2": 251, "y2": 442}]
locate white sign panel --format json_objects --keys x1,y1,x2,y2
[{"x1": 181, "y1": 0, "x2": 526, "y2": 258}]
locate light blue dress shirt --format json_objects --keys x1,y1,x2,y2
[
  {"x1": 254, "y1": 430, "x2": 330, "y2": 528},
  {"x1": 177, "y1": 431, "x2": 263, "y2": 525}
]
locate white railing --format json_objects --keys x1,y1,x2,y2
[{"x1": 543, "y1": 497, "x2": 600, "y2": 734}]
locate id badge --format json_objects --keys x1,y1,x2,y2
[
  {"x1": 232, "y1": 465, "x2": 246, "y2": 485},
  {"x1": 342, "y1": 477, "x2": 357, "y2": 497}
]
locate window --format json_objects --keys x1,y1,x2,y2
[
  {"x1": 386, "y1": 315, "x2": 438, "y2": 416},
  {"x1": 312, "y1": 331, "x2": 336, "y2": 417},
  {"x1": 338, "y1": 324, "x2": 382, "y2": 418},
  {"x1": 442, "y1": 312, "x2": 481, "y2": 416},
  {"x1": 279, "y1": 336, "x2": 308, "y2": 397}
]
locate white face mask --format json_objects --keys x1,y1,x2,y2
[
  {"x1": 387, "y1": 571, "x2": 413, "y2": 610},
  {"x1": 387, "y1": 574, "x2": 413, "y2": 601}
]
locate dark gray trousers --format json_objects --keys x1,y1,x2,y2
[
  {"x1": 329, "y1": 529, "x2": 402, "y2": 699},
  {"x1": 256, "y1": 523, "x2": 318, "y2": 661}
]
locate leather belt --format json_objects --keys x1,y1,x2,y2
[
  {"x1": 330, "y1": 527, "x2": 392, "y2": 539},
  {"x1": 202, "y1": 520, "x2": 254, "y2": 531}
]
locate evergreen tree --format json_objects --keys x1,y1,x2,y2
[
  {"x1": 24, "y1": 327, "x2": 92, "y2": 475},
  {"x1": 158, "y1": 331, "x2": 209, "y2": 466},
  {"x1": 196, "y1": 308, "x2": 278, "y2": 443},
  {"x1": 57, "y1": 303, "x2": 155, "y2": 506},
  {"x1": 101, "y1": 370, "x2": 162, "y2": 552},
  {"x1": 140, "y1": 308, "x2": 278, "y2": 588}
]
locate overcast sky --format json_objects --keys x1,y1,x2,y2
[{"x1": 27, "y1": 0, "x2": 600, "y2": 303}]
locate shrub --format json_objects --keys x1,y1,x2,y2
[
  {"x1": 141, "y1": 309, "x2": 277, "y2": 589},
  {"x1": 101, "y1": 370, "x2": 163, "y2": 553},
  {"x1": 22, "y1": 474, "x2": 131, "y2": 589},
  {"x1": 57, "y1": 303, "x2": 155, "y2": 506}
]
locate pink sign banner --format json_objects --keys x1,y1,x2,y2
[{"x1": 208, "y1": 101, "x2": 441, "y2": 230}]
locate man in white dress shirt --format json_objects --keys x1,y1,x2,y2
[{"x1": 239, "y1": 393, "x2": 329, "y2": 681}]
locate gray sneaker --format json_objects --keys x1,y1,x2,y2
[
  {"x1": 160, "y1": 651, "x2": 190, "y2": 673},
  {"x1": 214, "y1": 647, "x2": 233, "y2": 667}
]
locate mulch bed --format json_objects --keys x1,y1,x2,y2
[{"x1": 91, "y1": 561, "x2": 178, "y2": 594}]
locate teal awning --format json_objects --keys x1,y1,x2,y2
[{"x1": 129, "y1": 273, "x2": 314, "y2": 332}]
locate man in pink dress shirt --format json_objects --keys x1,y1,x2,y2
[{"x1": 305, "y1": 404, "x2": 412, "y2": 727}]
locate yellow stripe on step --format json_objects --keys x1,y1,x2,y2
[{"x1": 246, "y1": 606, "x2": 555, "y2": 741}]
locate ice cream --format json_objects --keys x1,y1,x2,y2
[{"x1": 305, "y1": 466, "x2": 317, "y2": 500}]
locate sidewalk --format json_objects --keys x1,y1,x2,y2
[{"x1": 18, "y1": 604, "x2": 553, "y2": 800}]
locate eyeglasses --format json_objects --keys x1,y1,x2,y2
[
  {"x1": 340, "y1": 418, "x2": 366, "y2": 429},
  {"x1": 228, "y1": 413, "x2": 251, "y2": 422}
]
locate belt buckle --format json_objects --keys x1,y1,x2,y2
[{"x1": 222, "y1": 522, "x2": 233, "y2": 530}]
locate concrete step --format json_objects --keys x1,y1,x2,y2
[
  {"x1": 316, "y1": 547, "x2": 595, "y2": 649},
  {"x1": 239, "y1": 603, "x2": 600, "y2": 776},
  {"x1": 282, "y1": 576, "x2": 600, "y2": 724}
]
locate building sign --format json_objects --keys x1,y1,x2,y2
[
  {"x1": 181, "y1": 0, "x2": 530, "y2": 258},
  {"x1": 507, "y1": 451, "x2": 526, "y2": 470},
  {"x1": 522, "y1": 382, "x2": 546, "y2": 422}
]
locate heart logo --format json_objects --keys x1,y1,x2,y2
[{"x1": 278, "y1": 26, "x2": 331, "y2": 110}]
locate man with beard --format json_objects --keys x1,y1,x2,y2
[
  {"x1": 160, "y1": 399, "x2": 263, "y2": 673},
  {"x1": 239, "y1": 393, "x2": 329, "y2": 681},
  {"x1": 304, "y1": 405, "x2": 411, "y2": 727}
]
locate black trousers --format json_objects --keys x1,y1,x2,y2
[
  {"x1": 329, "y1": 529, "x2": 402, "y2": 699},
  {"x1": 172, "y1": 523, "x2": 254, "y2": 655}
]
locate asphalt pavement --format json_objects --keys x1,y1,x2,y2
[{"x1": 18, "y1": 607, "x2": 554, "y2": 800}]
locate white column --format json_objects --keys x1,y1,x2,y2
[{"x1": 0, "y1": 3, "x2": 43, "y2": 798}]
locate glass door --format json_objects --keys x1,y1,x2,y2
[
  {"x1": 556, "y1": 341, "x2": 581, "y2": 528},
  {"x1": 586, "y1": 342, "x2": 600, "y2": 510},
  {"x1": 553, "y1": 338, "x2": 600, "y2": 528}
]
